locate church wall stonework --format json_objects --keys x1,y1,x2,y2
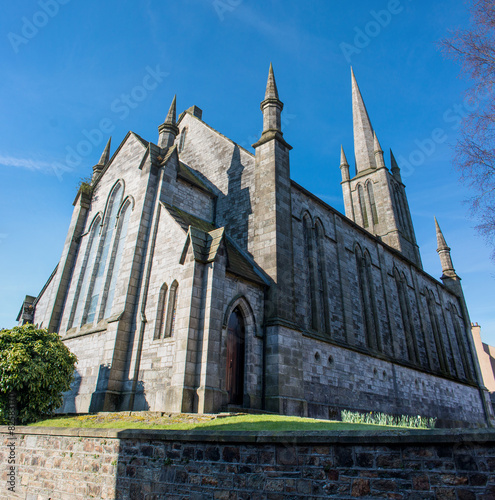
[{"x1": 18, "y1": 68, "x2": 493, "y2": 426}]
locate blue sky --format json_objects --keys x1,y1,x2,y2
[{"x1": 1, "y1": 0, "x2": 494, "y2": 342}]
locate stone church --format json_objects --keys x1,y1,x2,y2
[{"x1": 17, "y1": 65, "x2": 494, "y2": 426}]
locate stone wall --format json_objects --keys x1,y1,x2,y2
[{"x1": 2, "y1": 426, "x2": 495, "y2": 499}]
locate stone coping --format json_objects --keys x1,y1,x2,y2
[{"x1": 3, "y1": 426, "x2": 495, "y2": 445}]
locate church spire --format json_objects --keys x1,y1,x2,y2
[
  {"x1": 92, "y1": 137, "x2": 111, "y2": 178},
  {"x1": 435, "y1": 217, "x2": 457, "y2": 279},
  {"x1": 158, "y1": 95, "x2": 179, "y2": 149},
  {"x1": 390, "y1": 149, "x2": 402, "y2": 182},
  {"x1": 340, "y1": 145, "x2": 350, "y2": 182},
  {"x1": 351, "y1": 68, "x2": 376, "y2": 173},
  {"x1": 265, "y1": 62, "x2": 279, "y2": 100}
]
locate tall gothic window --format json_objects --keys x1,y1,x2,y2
[
  {"x1": 425, "y1": 290, "x2": 449, "y2": 374},
  {"x1": 154, "y1": 283, "x2": 168, "y2": 340},
  {"x1": 164, "y1": 281, "x2": 179, "y2": 338},
  {"x1": 83, "y1": 183, "x2": 123, "y2": 325},
  {"x1": 357, "y1": 184, "x2": 369, "y2": 228},
  {"x1": 355, "y1": 246, "x2": 381, "y2": 351},
  {"x1": 303, "y1": 215, "x2": 317, "y2": 330},
  {"x1": 315, "y1": 221, "x2": 329, "y2": 334},
  {"x1": 393, "y1": 186, "x2": 405, "y2": 230},
  {"x1": 101, "y1": 200, "x2": 132, "y2": 319},
  {"x1": 366, "y1": 181, "x2": 379, "y2": 225},
  {"x1": 449, "y1": 304, "x2": 473, "y2": 382},
  {"x1": 178, "y1": 127, "x2": 187, "y2": 153},
  {"x1": 394, "y1": 269, "x2": 419, "y2": 363},
  {"x1": 70, "y1": 216, "x2": 101, "y2": 329}
]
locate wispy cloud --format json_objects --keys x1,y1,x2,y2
[{"x1": 0, "y1": 155, "x2": 53, "y2": 172}]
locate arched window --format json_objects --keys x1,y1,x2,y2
[
  {"x1": 154, "y1": 283, "x2": 168, "y2": 340},
  {"x1": 83, "y1": 183, "x2": 123, "y2": 325},
  {"x1": 425, "y1": 290, "x2": 449, "y2": 374},
  {"x1": 70, "y1": 216, "x2": 101, "y2": 329},
  {"x1": 303, "y1": 215, "x2": 317, "y2": 330},
  {"x1": 355, "y1": 247, "x2": 381, "y2": 351},
  {"x1": 315, "y1": 221, "x2": 329, "y2": 334},
  {"x1": 164, "y1": 281, "x2": 179, "y2": 338},
  {"x1": 178, "y1": 127, "x2": 187, "y2": 153},
  {"x1": 225, "y1": 307, "x2": 245, "y2": 405},
  {"x1": 101, "y1": 200, "x2": 132, "y2": 319},
  {"x1": 357, "y1": 184, "x2": 369, "y2": 228},
  {"x1": 449, "y1": 304, "x2": 473, "y2": 381},
  {"x1": 395, "y1": 270, "x2": 419, "y2": 363},
  {"x1": 367, "y1": 182, "x2": 379, "y2": 225}
]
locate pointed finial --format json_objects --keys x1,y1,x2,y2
[
  {"x1": 158, "y1": 95, "x2": 179, "y2": 149},
  {"x1": 265, "y1": 62, "x2": 279, "y2": 100},
  {"x1": 340, "y1": 145, "x2": 349, "y2": 166},
  {"x1": 373, "y1": 131, "x2": 385, "y2": 169},
  {"x1": 340, "y1": 145, "x2": 350, "y2": 182},
  {"x1": 256, "y1": 62, "x2": 286, "y2": 140},
  {"x1": 373, "y1": 131, "x2": 383, "y2": 153},
  {"x1": 390, "y1": 150, "x2": 400, "y2": 171},
  {"x1": 351, "y1": 68, "x2": 376, "y2": 173},
  {"x1": 435, "y1": 217, "x2": 457, "y2": 279},
  {"x1": 164, "y1": 94, "x2": 177, "y2": 125},
  {"x1": 93, "y1": 137, "x2": 112, "y2": 178},
  {"x1": 390, "y1": 149, "x2": 402, "y2": 181},
  {"x1": 434, "y1": 217, "x2": 449, "y2": 251},
  {"x1": 98, "y1": 137, "x2": 112, "y2": 166}
]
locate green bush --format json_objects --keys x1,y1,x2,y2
[{"x1": 0, "y1": 324, "x2": 77, "y2": 424}]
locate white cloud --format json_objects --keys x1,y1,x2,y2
[{"x1": 0, "y1": 155, "x2": 53, "y2": 172}]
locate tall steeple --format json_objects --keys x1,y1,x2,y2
[
  {"x1": 158, "y1": 95, "x2": 179, "y2": 149},
  {"x1": 435, "y1": 217, "x2": 457, "y2": 279},
  {"x1": 92, "y1": 137, "x2": 112, "y2": 179},
  {"x1": 251, "y1": 63, "x2": 301, "y2": 414},
  {"x1": 351, "y1": 68, "x2": 376, "y2": 173},
  {"x1": 251, "y1": 62, "x2": 294, "y2": 319},
  {"x1": 341, "y1": 70, "x2": 422, "y2": 268}
]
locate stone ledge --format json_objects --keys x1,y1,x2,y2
[{"x1": 4, "y1": 426, "x2": 495, "y2": 445}]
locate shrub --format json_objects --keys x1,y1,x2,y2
[{"x1": 0, "y1": 324, "x2": 77, "y2": 424}]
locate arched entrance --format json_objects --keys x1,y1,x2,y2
[{"x1": 225, "y1": 307, "x2": 245, "y2": 405}]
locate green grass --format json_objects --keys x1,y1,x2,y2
[{"x1": 27, "y1": 412, "x2": 432, "y2": 432}]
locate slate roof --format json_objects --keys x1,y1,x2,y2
[{"x1": 163, "y1": 204, "x2": 267, "y2": 286}]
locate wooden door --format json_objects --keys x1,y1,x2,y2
[{"x1": 226, "y1": 308, "x2": 245, "y2": 405}]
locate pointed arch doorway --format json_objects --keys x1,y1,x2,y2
[{"x1": 225, "y1": 307, "x2": 245, "y2": 405}]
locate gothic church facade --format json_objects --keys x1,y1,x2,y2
[{"x1": 17, "y1": 66, "x2": 494, "y2": 426}]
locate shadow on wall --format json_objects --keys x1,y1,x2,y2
[
  {"x1": 223, "y1": 145, "x2": 252, "y2": 251},
  {"x1": 180, "y1": 145, "x2": 252, "y2": 252},
  {"x1": 56, "y1": 369, "x2": 82, "y2": 414},
  {"x1": 89, "y1": 365, "x2": 151, "y2": 412},
  {"x1": 131, "y1": 380, "x2": 150, "y2": 411}
]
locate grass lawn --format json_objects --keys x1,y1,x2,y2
[{"x1": 28, "y1": 413, "x2": 428, "y2": 431}]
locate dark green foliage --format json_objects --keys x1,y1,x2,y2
[{"x1": 0, "y1": 324, "x2": 77, "y2": 424}]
